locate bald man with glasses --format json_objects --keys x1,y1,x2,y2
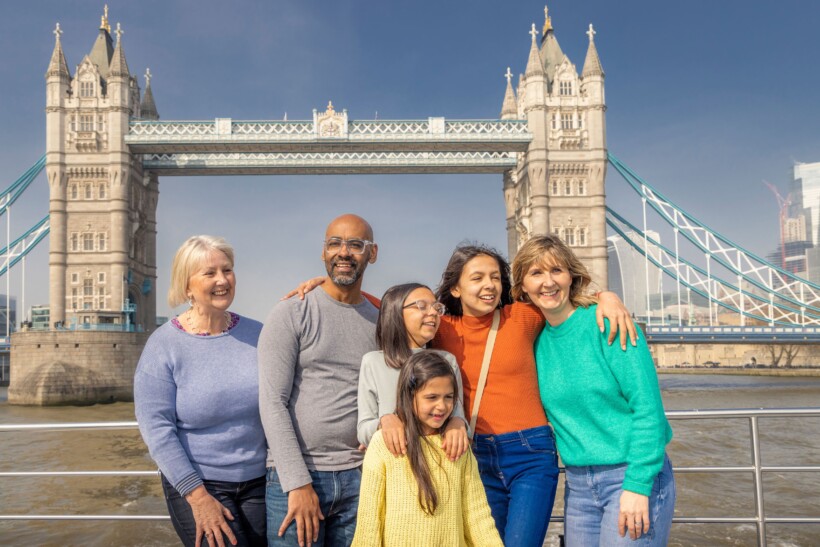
[{"x1": 258, "y1": 214, "x2": 380, "y2": 547}]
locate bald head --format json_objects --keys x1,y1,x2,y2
[{"x1": 324, "y1": 214, "x2": 374, "y2": 241}]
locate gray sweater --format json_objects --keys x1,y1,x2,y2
[
  {"x1": 357, "y1": 349, "x2": 467, "y2": 446},
  {"x1": 258, "y1": 288, "x2": 379, "y2": 493},
  {"x1": 134, "y1": 316, "x2": 267, "y2": 497}
]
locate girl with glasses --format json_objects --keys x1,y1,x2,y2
[{"x1": 358, "y1": 283, "x2": 470, "y2": 462}]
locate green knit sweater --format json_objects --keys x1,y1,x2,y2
[{"x1": 534, "y1": 304, "x2": 672, "y2": 496}]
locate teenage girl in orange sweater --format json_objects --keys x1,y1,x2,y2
[{"x1": 433, "y1": 244, "x2": 635, "y2": 546}]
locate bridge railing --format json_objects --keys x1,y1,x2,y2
[{"x1": 0, "y1": 409, "x2": 818, "y2": 545}]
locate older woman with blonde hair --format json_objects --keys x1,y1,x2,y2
[{"x1": 135, "y1": 235, "x2": 267, "y2": 547}]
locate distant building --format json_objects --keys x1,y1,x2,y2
[
  {"x1": 30, "y1": 305, "x2": 50, "y2": 330},
  {"x1": 792, "y1": 162, "x2": 820, "y2": 247},
  {"x1": 0, "y1": 294, "x2": 17, "y2": 336}
]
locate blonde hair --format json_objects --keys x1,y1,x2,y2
[
  {"x1": 511, "y1": 235, "x2": 597, "y2": 308},
  {"x1": 167, "y1": 235, "x2": 234, "y2": 308}
]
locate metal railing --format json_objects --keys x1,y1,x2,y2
[{"x1": 1, "y1": 409, "x2": 819, "y2": 545}]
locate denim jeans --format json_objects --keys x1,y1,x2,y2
[
  {"x1": 563, "y1": 454, "x2": 676, "y2": 547},
  {"x1": 472, "y1": 425, "x2": 560, "y2": 546},
  {"x1": 266, "y1": 466, "x2": 361, "y2": 547},
  {"x1": 161, "y1": 474, "x2": 267, "y2": 547}
]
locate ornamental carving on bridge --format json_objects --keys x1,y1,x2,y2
[{"x1": 314, "y1": 101, "x2": 348, "y2": 139}]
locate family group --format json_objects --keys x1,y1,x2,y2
[{"x1": 134, "y1": 213, "x2": 676, "y2": 547}]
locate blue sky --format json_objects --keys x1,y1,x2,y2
[{"x1": 1, "y1": 1, "x2": 818, "y2": 321}]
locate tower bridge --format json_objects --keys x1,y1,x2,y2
[{"x1": 3, "y1": 6, "x2": 818, "y2": 402}]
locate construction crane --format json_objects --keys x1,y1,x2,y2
[{"x1": 763, "y1": 180, "x2": 792, "y2": 271}]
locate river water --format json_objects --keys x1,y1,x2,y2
[{"x1": 1, "y1": 375, "x2": 819, "y2": 546}]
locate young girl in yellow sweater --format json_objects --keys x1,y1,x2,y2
[{"x1": 351, "y1": 351, "x2": 503, "y2": 547}]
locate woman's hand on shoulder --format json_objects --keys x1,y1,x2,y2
[
  {"x1": 441, "y1": 419, "x2": 469, "y2": 462},
  {"x1": 596, "y1": 291, "x2": 637, "y2": 350},
  {"x1": 280, "y1": 276, "x2": 326, "y2": 301},
  {"x1": 618, "y1": 490, "x2": 650, "y2": 540},
  {"x1": 379, "y1": 413, "x2": 407, "y2": 456},
  {"x1": 185, "y1": 485, "x2": 237, "y2": 547}
]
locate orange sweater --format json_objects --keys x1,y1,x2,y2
[{"x1": 433, "y1": 302, "x2": 548, "y2": 435}]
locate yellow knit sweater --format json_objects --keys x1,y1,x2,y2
[{"x1": 352, "y1": 431, "x2": 503, "y2": 546}]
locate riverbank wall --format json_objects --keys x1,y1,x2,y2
[
  {"x1": 7, "y1": 331, "x2": 149, "y2": 405},
  {"x1": 648, "y1": 341, "x2": 820, "y2": 369},
  {"x1": 657, "y1": 367, "x2": 820, "y2": 377}
]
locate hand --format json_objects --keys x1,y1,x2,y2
[
  {"x1": 185, "y1": 485, "x2": 237, "y2": 547},
  {"x1": 379, "y1": 413, "x2": 407, "y2": 456},
  {"x1": 618, "y1": 490, "x2": 650, "y2": 539},
  {"x1": 279, "y1": 484, "x2": 325, "y2": 547},
  {"x1": 596, "y1": 291, "x2": 637, "y2": 350},
  {"x1": 281, "y1": 276, "x2": 326, "y2": 301},
  {"x1": 441, "y1": 419, "x2": 469, "y2": 462}
]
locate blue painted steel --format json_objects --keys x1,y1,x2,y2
[
  {"x1": 645, "y1": 325, "x2": 820, "y2": 344},
  {"x1": 0, "y1": 155, "x2": 45, "y2": 217},
  {"x1": 0, "y1": 216, "x2": 50, "y2": 277}
]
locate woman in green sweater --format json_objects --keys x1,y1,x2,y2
[{"x1": 511, "y1": 235, "x2": 675, "y2": 546}]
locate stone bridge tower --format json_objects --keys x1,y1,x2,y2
[
  {"x1": 45, "y1": 7, "x2": 159, "y2": 331},
  {"x1": 501, "y1": 8, "x2": 608, "y2": 288}
]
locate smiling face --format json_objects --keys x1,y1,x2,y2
[
  {"x1": 450, "y1": 254, "x2": 502, "y2": 317},
  {"x1": 521, "y1": 252, "x2": 575, "y2": 326},
  {"x1": 187, "y1": 250, "x2": 235, "y2": 314},
  {"x1": 403, "y1": 287, "x2": 442, "y2": 348},
  {"x1": 413, "y1": 375, "x2": 455, "y2": 435},
  {"x1": 321, "y1": 214, "x2": 377, "y2": 288}
]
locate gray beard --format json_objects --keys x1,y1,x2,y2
[{"x1": 330, "y1": 271, "x2": 359, "y2": 286}]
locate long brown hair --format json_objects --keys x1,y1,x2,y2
[
  {"x1": 395, "y1": 351, "x2": 459, "y2": 515},
  {"x1": 510, "y1": 235, "x2": 597, "y2": 308},
  {"x1": 376, "y1": 283, "x2": 428, "y2": 369},
  {"x1": 435, "y1": 243, "x2": 513, "y2": 316}
]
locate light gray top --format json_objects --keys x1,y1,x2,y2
[
  {"x1": 258, "y1": 287, "x2": 379, "y2": 493},
  {"x1": 357, "y1": 349, "x2": 467, "y2": 446}
]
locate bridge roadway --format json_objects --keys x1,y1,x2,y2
[
  {"x1": 645, "y1": 326, "x2": 820, "y2": 344},
  {"x1": 124, "y1": 118, "x2": 532, "y2": 175}
]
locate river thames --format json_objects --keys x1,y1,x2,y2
[{"x1": 1, "y1": 374, "x2": 819, "y2": 546}]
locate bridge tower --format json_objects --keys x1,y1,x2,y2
[
  {"x1": 45, "y1": 7, "x2": 158, "y2": 332},
  {"x1": 502, "y1": 8, "x2": 608, "y2": 288}
]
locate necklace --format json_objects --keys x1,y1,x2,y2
[{"x1": 184, "y1": 309, "x2": 231, "y2": 336}]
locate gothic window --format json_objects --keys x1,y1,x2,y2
[
  {"x1": 98, "y1": 183, "x2": 106, "y2": 199},
  {"x1": 98, "y1": 272, "x2": 106, "y2": 283},
  {"x1": 97, "y1": 233, "x2": 106, "y2": 251},
  {"x1": 561, "y1": 113, "x2": 573, "y2": 130},
  {"x1": 564, "y1": 181, "x2": 572, "y2": 195},
  {"x1": 69, "y1": 116, "x2": 76, "y2": 132},
  {"x1": 71, "y1": 272, "x2": 79, "y2": 284},
  {"x1": 70, "y1": 185, "x2": 78, "y2": 200},
  {"x1": 79, "y1": 115, "x2": 94, "y2": 132},
  {"x1": 80, "y1": 81, "x2": 95, "y2": 97},
  {"x1": 83, "y1": 233, "x2": 94, "y2": 251},
  {"x1": 559, "y1": 81, "x2": 573, "y2": 96},
  {"x1": 97, "y1": 115, "x2": 105, "y2": 132},
  {"x1": 566, "y1": 229, "x2": 576, "y2": 246},
  {"x1": 84, "y1": 184, "x2": 92, "y2": 199},
  {"x1": 579, "y1": 228, "x2": 587, "y2": 246},
  {"x1": 70, "y1": 233, "x2": 78, "y2": 252},
  {"x1": 551, "y1": 114, "x2": 558, "y2": 130},
  {"x1": 71, "y1": 288, "x2": 78, "y2": 310},
  {"x1": 578, "y1": 114, "x2": 584, "y2": 129},
  {"x1": 551, "y1": 180, "x2": 559, "y2": 195},
  {"x1": 577, "y1": 180, "x2": 586, "y2": 195},
  {"x1": 83, "y1": 279, "x2": 93, "y2": 297}
]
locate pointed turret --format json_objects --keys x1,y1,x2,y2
[
  {"x1": 109, "y1": 23, "x2": 130, "y2": 77},
  {"x1": 525, "y1": 24, "x2": 545, "y2": 78},
  {"x1": 140, "y1": 69, "x2": 159, "y2": 120},
  {"x1": 581, "y1": 24, "x2": 604, "y2": 78},
  {"x1": 539, "y1": 6, "x2": 565, "y2": 88},
  {"x1": 46, "y1": 23, "x2": 71, "y2": 80},
  {"x1": 88, "y1": 6, "x2": 114, "y2": 78},
  {"x1": 500, "y1": 68, "x2": 518, "y2": 120}
]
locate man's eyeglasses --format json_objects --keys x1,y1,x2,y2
[
  {"x1": 403, "y1": 300, "x2": 446, "y2": 315},
  {"x1": 323, "y1": 238, "x2": 374, "y2": 255}
]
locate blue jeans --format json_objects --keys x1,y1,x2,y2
[
  {"x1": 563, "y1": 454, "x2": 676, "y2": 546},
  {"x1": 266, "y1": 466, "x2": 361, "y2": 546},
  {"x1": 472, "y1": 425, "x2": 560, "y2": 546},
  {"x1": 161, "y1": 474, "x2": 267, "y2": 547}
]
